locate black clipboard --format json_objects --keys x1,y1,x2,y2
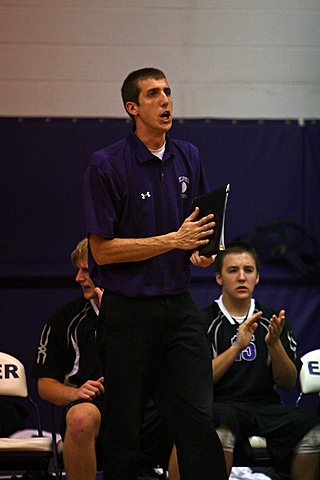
[{"x1": 191, "y1": 184, "x2": 231, "y2": 256}]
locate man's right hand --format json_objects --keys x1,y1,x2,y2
[
  {"x1": 233, "y1": 312, "x2": 262, "y2": 353},
  {"x1": 75, "y1": 376, "x2": 105, "y2": 401}
]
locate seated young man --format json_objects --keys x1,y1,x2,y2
[
  {"x1": 32, "y1": 238, "x2": 172, "y2": 480},
  {"x1": 203, "y1": 241, "x2": 320, "y2": 479}
]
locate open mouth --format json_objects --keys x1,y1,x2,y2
[{"x1": 160, "y1": 111, "x2": 170, "y2": 119}]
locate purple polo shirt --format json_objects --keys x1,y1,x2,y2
[{"x1": 83, "y1": 131, "x2": 209, "y2": 297}]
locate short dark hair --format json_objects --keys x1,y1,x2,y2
[
  {"x1": 215, "y1": 241, "x2": 260, "y2": 274},
  {"x1": 121, "y1": 67, "x2": 167, "y2": 119}
]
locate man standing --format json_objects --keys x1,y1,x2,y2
[{"x1": 83, "y1": 67, "x2": 227, "y2": 480}]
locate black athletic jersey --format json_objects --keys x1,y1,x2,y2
[
  {"x1": 203, "y1": 296, "x2": 302, "y2": 405},
  {"x1": 32, "y1": 297, "x2": 102, "y2": 387}
]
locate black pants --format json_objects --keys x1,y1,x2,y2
[{"x1": 98, "y1": 292, "x2": 227, "y2": 480}]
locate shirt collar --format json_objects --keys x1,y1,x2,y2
[
  {"x1": 90, "y1": 299, "x2": 99, "y2": 316},
  {"x1": 126, "y1": 130, "x2": 174, "y2": 164},
  {"x1": 215, "y1": 294, "x2": 256, "y2": 325}
]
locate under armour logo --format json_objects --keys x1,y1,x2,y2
[{"x1": 141, "y1": 191, "x2": 151, "y2": 200}]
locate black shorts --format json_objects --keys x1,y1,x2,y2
[
  {"x1": 60, "y1": 397, "x2": 105, "y2": 439},
  {"x1": 212, "y1": 401, "x2": 319, "y2": 469}
]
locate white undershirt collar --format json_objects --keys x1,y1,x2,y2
[
  {"x1": 149, "y1": 141, "x2": 166, "y2": 160},
  {"x1": 215, "y1": 295, "x2": 256, "y2": 325}
]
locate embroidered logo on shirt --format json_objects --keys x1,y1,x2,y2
[
  {"x1": 141, "y1": 191, "x2": 151, "y2": 200},
  {"x1": 179, "y1": 176, "x2": 190, "y2": 198}
]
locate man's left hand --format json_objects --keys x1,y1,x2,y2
[{"x1": 190, "y1": 250, "x2": 216, "y2": 268}]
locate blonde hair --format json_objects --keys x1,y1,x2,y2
[{"x1": 70, "y1": 238, "x2": 88, "y2": 267}]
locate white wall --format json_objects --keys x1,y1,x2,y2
[{"x1": 1, "y1": 0, "x2": 320, "y2": 119}]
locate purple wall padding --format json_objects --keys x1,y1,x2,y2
[{"x1": 1, "y1": 117, "x2": 319, "y2": 426}]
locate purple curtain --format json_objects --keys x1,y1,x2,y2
[{"x1": 1, "y1": 117, "x2": 319, "y2": 423}]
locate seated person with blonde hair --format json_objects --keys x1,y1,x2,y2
[{"x1": 32, "y1": 238, "x2": 172, "y2": 480}]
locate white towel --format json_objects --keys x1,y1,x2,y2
[{"x1": 230, "y1": 467, "x2": 272, "y2": 480}]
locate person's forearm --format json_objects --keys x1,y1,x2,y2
[
  {"x1": 269, "y1": 341, "x2": 298, "y2": 391},
  {"x1": 38, "y1": 378, "x2": 78, "y2": 406},
  {"x1": 89, "y1": 209, "x2": 214, "y2": 265},
  {"x1": 212, "y1": 345, "x2": 241, "y2": 383},
  {"x1": 89, "y1": 232, "x2": 177, "y2": 265}
]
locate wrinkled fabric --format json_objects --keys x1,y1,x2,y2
[{"x1": 230, "y1": 467, "x2": 272, "y2": 480}]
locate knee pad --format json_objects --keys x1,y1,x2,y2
[
  {"x1": 293, "y1": 424, "x2": 320, "y2": 454},
  {"x1": 216, "y1": 425, "x2": 236, "y2": 453}
]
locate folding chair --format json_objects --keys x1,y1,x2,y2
[
  {"x1": 233, "y1": 435, "x2": 272, "y2": 469},
  {"x1": 0, "y1": 351, "x2": 62, "y2": 477},
  {"x1": 296, "y1": 348, "x2": 320, "y2": 406}
]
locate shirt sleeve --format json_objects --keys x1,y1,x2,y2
[
  {"x1": 31, "y1": 308, "x2": 70, "y2": 383},
  {"x1": 280, "y1": 321, "x2": 303, "y2": 373},
  {"x1": 83, "y1": 152, "x2": 120, "y2": 240}
]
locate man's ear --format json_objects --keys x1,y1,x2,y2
[
  {"x1": 125, "y1": 101, "x2": 138, "y2": 117},
  {"x1": 255, "y1": 273, "x2": 260, "y2": 285},
  {"x1": 215, "y1": 272, "x2": 223, "y2": 286}
]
